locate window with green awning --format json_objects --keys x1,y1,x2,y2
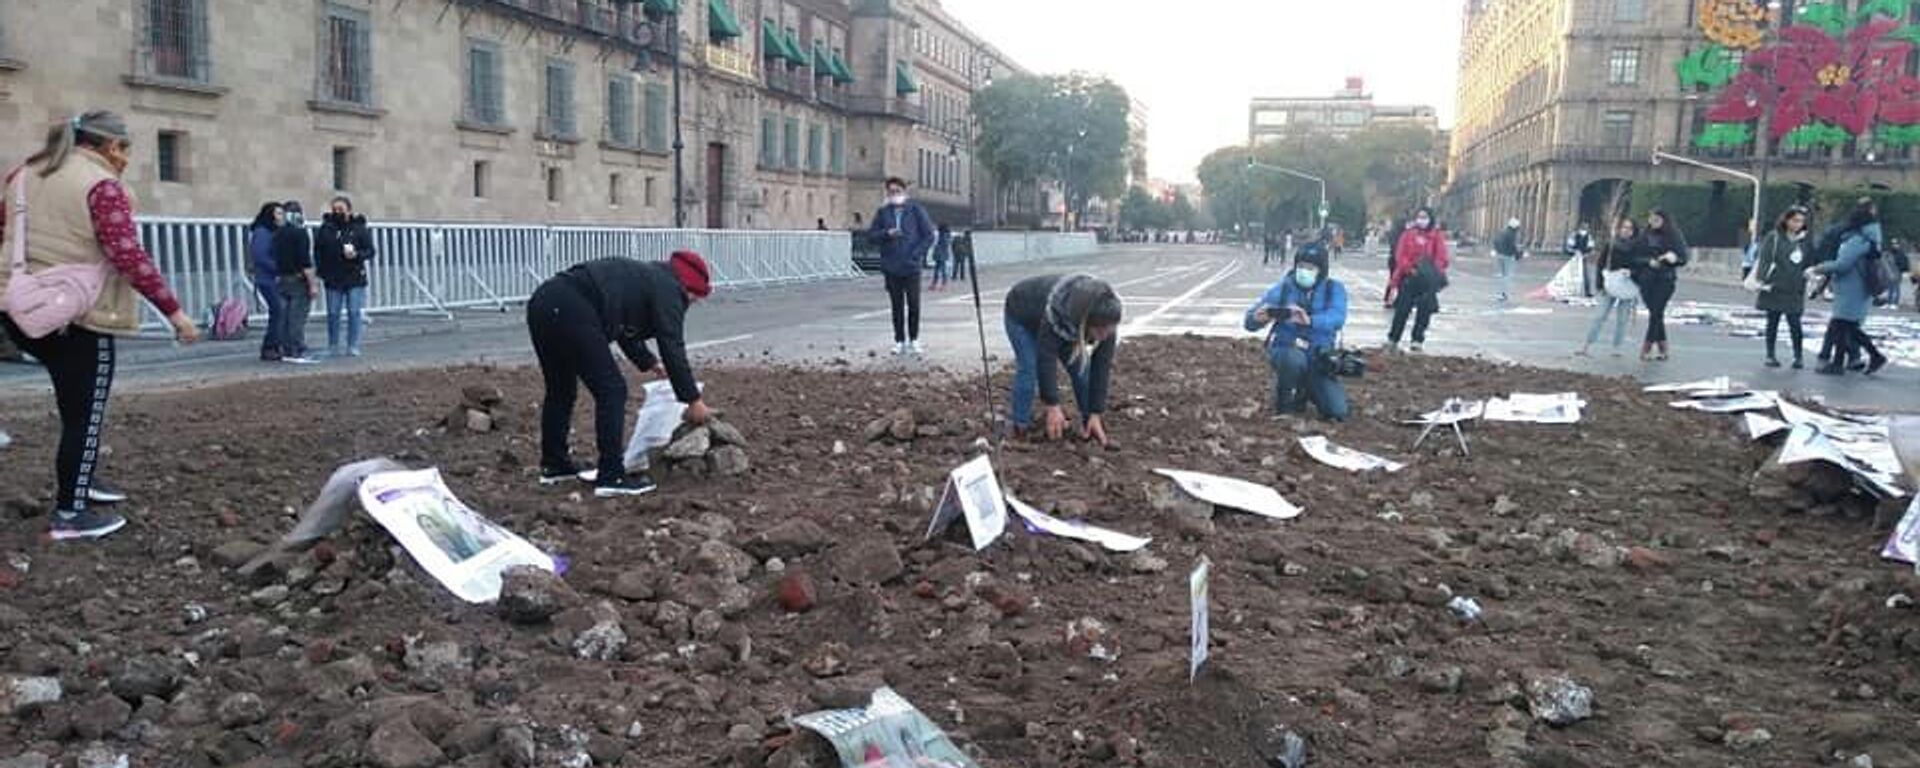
[
  {"x1": 783, "y1": 30, "x2": 807, "y2": 68},
  {"x1": 761, "y1": 19, "x2": 790, "y2": 61},
  {"x1": 895, "y1": 60, "x2": 919, "y2": 95},
  {"x1": 829, "y1": 51, "x2": 855, "y2": 84},
  {"x1": 643, "y1": 0, "x2": 678, "y2": 17},
  {"x1": 707, "y1": 0, "x2": 741, "y2": 41},
  {"x1": 812, "y1": 42, "x2": 834, "y2": 76}
]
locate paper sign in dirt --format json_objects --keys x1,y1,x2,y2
[
  {"x1": 1645, "y1": 376, "x2": 1740, "y2": 394},
  {"x1": 1484, "y1": 393, "x2": 1586, "y2": 424},
  {"x1": 1745, "y1": 413, "x2": 1790, "y2": 441},
  {"x1": 924, "y1": 455, "x2": 1009, "y2": 551},
  {"x1": 357, "y1": 468, "x2": 556, "y2": 603},
  {"x1": 1668, "y1": 391, "x2": 1779, "y2": 414},
  {"x1": 1189, "y1": 556, "x2": 1211, "y2": 683},
  {"x1": 1775, "y1": 402, "x2": 1908, "y2": 497},
  {"x1": 1404, "y1": 398, "x2": 1484, "y2": 425},
  {"x1": 1006, "y1": 495, "x2": 1151, "y2": 553},
  {"x1": 1300, "y1": 435, "x2": 1406, "y2": 473},
  {"x1": 623, "y1": 380, "x2": 703, "y2": 471},
  {"x1": 1881, "y1": 496, "x2": 1920, "y2": 566},
  {"x1": 792, "y1": 687, "x2": 979, "y2": 768},
  {"x1": 1154, "y1": 468, "x2": 1302, "y2": 520}
]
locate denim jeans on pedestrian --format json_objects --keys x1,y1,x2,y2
[
  {"x1": 1495, "y1": 255, "x2": 1518, "y2": 302},
  {"x1": 1268, "y1": 345, "x2": 1348, "y2": 421},
  {"x1": 274, "y1": 276, "x2": 312, "y2": 358},
  {"x1": 254, "y1": 279, "x2": 285, "y2": 358},
  {"x1": 325, "y1": 286, "x2": 367, "y2": 355},
  {"x1": 1584, "y1": 297, "x2": 1636, "y2": 349},
  {"x1": 1006, "y1": 316, "x2": 1089, "y2": 429}
]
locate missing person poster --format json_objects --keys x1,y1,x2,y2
[
  {"x1": 1190, "y1": 556, "x2": 1211, "y2": 683},
  {"x1": 358, "y1": 468, "x2": 556, "y2": 603},
  {"x1": 793, "y1": 687, "x2": 979, "y2": 768},
  {"x1": 924, "y1": 455, "x2": 1009, "y2": 551}
]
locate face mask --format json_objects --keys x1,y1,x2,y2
[
  {"x1": 887, "y1": 194, "x2": 906, "y2": 206},
  {"x1": 1293, "y1": 267, "x2": 1319, "y2": 289},
  {"x1": 1415, "y1": 217, "x2": 1431, "y2": 228}
]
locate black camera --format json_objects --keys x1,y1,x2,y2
[{"x1": 1316, "y1": 347, "x2": 1367, "y2": 378}]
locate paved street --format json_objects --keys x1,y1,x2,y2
[{"x1": 2, "y1": 244, "x2": 1914, "y2": 411}]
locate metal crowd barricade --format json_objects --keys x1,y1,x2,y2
[{"x1": 134, "y1": 217, "x2": 858, "y2": 331}]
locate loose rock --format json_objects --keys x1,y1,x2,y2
[
  {"x1": 496, "y1": 566, "x2": 578, "y2": 625},
  {"x1": 1527, "y1": 676, "x2": 1594, "y2": 727},
  {"x1": 2, "y1": 675, "x2": 62, "y2": 716},
  {"x1": 368, "y1": 718, "x2": 446, "y2": 768}
]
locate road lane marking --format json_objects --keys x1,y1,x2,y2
[
  {"x1": 1123, "y1": 259, "x2": 1243, "y2": 336},
  {"x1": 689, "y1": 334, "x2": 755, "y2": 350}
]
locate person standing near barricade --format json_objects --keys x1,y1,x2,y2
[
  {"x1": 271, "y1": 200, "x2": 319, "y2": 364},
  {"x1": 1246, "y1": 242, "x2": 1349, "y2": 421},
  {"x1": 1634, "y1": 209, "x2": 1689, "y2": 362},
  {"x1": 528, "y1": 251, "x2": 714, "y2": 496},
  {"x1": 1751, "y1": 206, "x2": 1812, "y2": 370},
  {"x1": 0, "y1": 110, "x2": 201, "y2": 540},
  {"x1": 246, "y1": 202, "x2": 286, "y2": 361},
  {"x1": 315, "y1": 195, "x2": 376, "y2": 358},
  {"x1": 1386, "y1": 207, "x2": 1449, "y2": 353},
  {"x1": 1004, "y1": 274, "x2": 1123, "y2": 446},
  {"x1": 868, "y1": 177, "x2": 935, "y2": 356}
]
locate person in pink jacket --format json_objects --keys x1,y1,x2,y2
[{"x1": 1385, "y1": 207, "x2": 1450, "y2": 352}]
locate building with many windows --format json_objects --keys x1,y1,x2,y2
[
  {"x1": 1248, "y1": 78, "x2": 1438, "y2": 144},
  {"x1": 1443, "y1": 0, "x2": 1920, "y2": 245},
  {"x1": 0, "y1": 0, "x2": 1034, "y2": 230}
]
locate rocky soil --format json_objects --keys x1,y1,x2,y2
[{"x1": 0, "y1": 337, "x2": 1916, "y2": 768}]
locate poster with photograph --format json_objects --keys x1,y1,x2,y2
[
  {"x1": 1006, "y1": 495, "x2": 1152, "y2": 553},
  {"x1": 1299, "y1": 435, "x2": 1406, "y2": 473},
  {"x1": 358, "y1": 468, "x2": 557, "y2": 603},
  {"x1": 1404, "y1": 398, "x2": 1485, "y2": 426},
  {"x1": 923, "y1": 455, "x2": 1008, "y2": 551},
  {"x1": 1484, "y1": 393, "x2": 1586, "y2": 424},
  {"x1": 1881, "y1": 495, "x2": 1920, "y2": 566},
  {"x1": 793, "y1": 687, "x2": 979, "y2": 768},
  {"x1": 1668, "y1": 391, "x2": 1779, "y2": 414},
  {"x1": 1190, "y1": 556, "x2": 1211, "y2": 683},
  {"x1": 1645, "y1": 376, "x2": 1741, "y2": 394},
  {"x1": 1154, "y1": 469, "x2": 1302, "y2": 520}
]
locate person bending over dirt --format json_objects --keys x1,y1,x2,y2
[
  {"x1": 1003, "y1": 274, "x2": 1123, "y2": 446},
  {"x1": 526, "y1": 251, "x2": 712, "y2": 498}
]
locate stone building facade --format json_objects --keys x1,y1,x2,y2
[
  {"x1": 0, "y1": 0, "x2": 1032, "y2": 230},
  {"x1": 1443, "y1": 0, "x2": 1920, "y2": 245},
  {"x1": 1249, "y1": 78, "x2": 1439, "y2": 144}
]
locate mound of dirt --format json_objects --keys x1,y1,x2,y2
[{"x1": 0, "y1": 338, "x2": 1916, "y2": 768}]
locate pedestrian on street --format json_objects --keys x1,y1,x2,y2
[
  {"x1": 271, "y1": 200, "x2": 319, "y2": 364},
  {"x1": 1245, "y1": 242, "x2": 1349, "y2": 421},
  {"x1": 0, "y1": 110, "x2": 202, "y2": 540},
  {"x1": 315, "y1": 196, "x2": 375, "y2": 358},
  {"x1": 929, "y1": 223, "x2": 953, "y2": 292},
  {"x1": 1563, "y1": 223, "x2": 1595, "y2": 298},
  {"x1": 951, "y1": 229, "x2": 974, "y2": 286},
  {"x1": 1811, "y1": 198, "x2": 1888, "y2": 376},
  {"x1": 1386, "y1": 207, "x2": 1449, "y2": 353},
  {"x1": 246, "y1": 202, "x2": 286, "y2": 362},
  {"x1": 1003, "y1": 274, "x2": 1123, "y2": 446},
  {"x1": 867, "y1": 177, "x2": 935, "y2": 356},
  {"x1": 1886, "y1": 237, "x2": 1910, "y2": 308},
  {"x1": 1576, "y1": 217, "x2": 1642, "y2": 358},
  {"x1": 1492, "y1": 218, "x2": 1525, "y2": 306},
  {"x1": 1633, "y1": 209, "x2": 1689, "y2": 362},
  {"x1": 527, "y1": 251, "x2": 714, "y2": 497},
  {"x1": 1750, "y1": 206, "x2": 1813, "y2": 370}
]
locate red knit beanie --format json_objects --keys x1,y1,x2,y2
[{"x1": 669, "y1": 250, "x2": 711, "y2": 298}]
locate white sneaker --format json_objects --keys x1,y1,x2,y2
[
  {"x1": 893, "y1": 342, "x2": 908, "y2": 356},
  {"x1": 910, "y1": 340, "x2": 925, "y2": 356}
]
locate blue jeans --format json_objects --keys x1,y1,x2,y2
[
  {"x1": 255, "y1": 279, "x2": 285, "y2": 357},
  {"x1": 931, "y1": 259, "x2": 949, "y2": 286},
  {"x1": 1269, "y1": 345, "x2": 1348, "y2": 421},
  {"x1": 325, "y1": 286, "x2": 367, "y2": 354},
  {"x1": 1006, "y1": 316, "x2": 1089, "y2": 428},
  {"x1": 1495, "y1": 255, "x2": 1518, "y2": 302},
  {"x1": 1584, "y1": 296, "x2": 1636, "y2": 349}
]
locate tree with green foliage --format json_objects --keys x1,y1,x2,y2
[
  {"x1": 973, "y1": 73, "x2": 1132, "y2": 227},
  {"x1": 1118, "y1": 186, "x2": 1170, "y2": 230},
  {"x1": 1195, "y1": 124, "x2": 1440, "y2": 239},
  {"x1": 1170, "y1": 190, "x2": 1199, "y2": 231}
]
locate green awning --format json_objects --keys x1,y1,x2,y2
[
  {"x1": 783, "y1": 30, "x2": 807, "y2": 68},
  {"x1": 895, "y1": 59, "x2": 919, "y2": 95},
  {"x1": 761, "y1": 19, "x2": 790, "y2": 61},
  {"x1": 643, "y1": 0, "x2": 678, "y2": 17},
  {"x1": 829, "y1": 50, "x2": 855, "y2": 84},
  {"x1": 812, "y1": 42, "x2": 834, "y2": 76},
  {"x1": 707, "y1": 0, "x2": 742, "y2": 41}
]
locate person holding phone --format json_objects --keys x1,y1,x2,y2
[
  {"x1": 315, "y1": 195, "x2": 376, "y2": 358},
  {"x1": 1245, "y1": 242, "x2": 1349, "y2": 420},
  {"x1": 868, "y1": 177, "x2": 935, "y2": 356},
  {"x1": 1634, "y1": 209, "x2": 1690, "y2": 362}
]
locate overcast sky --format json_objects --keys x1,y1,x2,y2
[{"x1": 946, "y1": 0, "x2": 1465, "y2": 183}]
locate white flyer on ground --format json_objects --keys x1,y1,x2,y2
[
  {"x1": 1484, "y1": 393, "x2": 1586, "y2": 424},
  {"x1": 1668, "y1": 391, "x2": 1780, "y2": 414},
  {"x1": 1404, "y1": 398, "x2": 1484, "y2": 425},
  {"x1": 1189, "y1": 556, "x2": 1211, "y2": 683},
  {"x1": 1299, "y1": 435, "x2": 1406, "y2": 473},
  {"x1": 1006, "y1": 495, "x2": 1151, "y2": 553},
  {"x1": 357, "y1": 468, "x2": 556, "y2": 603},
  {"x1": 924, "y1": 455, "x2": 1009, "y2": 551},
  {"x1": 1645, "y1": 376, "x2": 1741, "y2": 394},
  {"x1": 1154, "y1": 468, "x2": 1302, "y2": 520},
  {"x1": 1745, "y1": 413, "x2": 1791, "y2": 441},
  {"x1": 792, "y1": 687, "x2": 979, "y2": 768},
  {"x1": 623, "y1": 380, "x2": 703, "y2": 471},
  {"x1": 1881, "y1": 495, "x2": 1920, "y2": 566}
]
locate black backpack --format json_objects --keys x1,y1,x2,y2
[
  {"x1": 1862, "y1": 239, "x2": 1895, "y2": 299},
  {"x1": 1812, "y1": 224, "x2": 1847, "y2": 266}
]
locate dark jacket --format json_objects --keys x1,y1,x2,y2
[
  {"x1": 1493, "y1": 227, "x2": 1522, "y2": 258},
  {"x1": 1004, "y1": 274, "x2": 1116, "y2": 415},
  {"x1": 558, "y1": 258, "x2": 700, "y2": 403},
  {"x1": 271, "y1": 223, "x2": 314, "y2": 277},
  {"x1": 315, "y1": 213, "x2": 376, "y2": 289},
  {"x1": 249, "y1": 226, "x2": 278, "y2": 280},
  {"x1": 1753, "y1": 230, "x2": 1811, "y2": 314},
  {"x1": 1631, "y1": 227, "x2": 1689, "y2": 289},
  {"x1": 867, "y1": 199, "x2": 936, "y2": 278}
]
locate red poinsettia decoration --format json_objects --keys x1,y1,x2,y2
[{"x1": 1706, "y1": 18, "x2": 1920, "y2": 138}]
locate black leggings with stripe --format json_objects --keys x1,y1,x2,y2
[{"x1": 1, "y1": 315, "x2": 115, "y2": 514}]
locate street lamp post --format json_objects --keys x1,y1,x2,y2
[
  {"x1": 1652, "y1": 148, "x2": 1761, "y2": 246},
  {"x1": 1246, "y1": 160, "x2": 1328, "y2": 232},
  {"x1": 669, "y1": 8, "x2": 687, "y2": 229}
]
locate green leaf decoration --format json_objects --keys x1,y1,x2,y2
[
  {"x1": 1677, "y1": 44, "x2": 1739, "y2": 90},
  {"x1": 1888, "y1": 25, "x2": 1920, "y2": 45},
  {"x1": 1876, "y1": 124, "x2": 1920, "y2": 146},
  {"x1": 1795, "y1": 2, "x2": 1848, "y2": 35},
  {"x1": 1695, "y1": 122, "x2": 1755, "y2": 149},
  {"x1": 1782, "y1": 123, "x2": 1851, "y2": 148},
  {"x1": 1857, "y1": 0, "x2": 1907, "y2": 20}
]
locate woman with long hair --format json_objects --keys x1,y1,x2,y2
[
  {"x1": 0, "y1": 111, "x2": 201, "y2": 540},
  {"x1": 1751, "y1": 206, "x2": 1813, "y2": 369},
  {"x1": 1634, "y1": 209, "x2": 1690, "y2": 361},
  {"x1": 1576, "y1": 217, "x2": 1642, "y2": 357},
  {"x1": 1812, "y1": 197, "x2": 1889, "y2": 375},
  {"x1": 1386, "y1": 206, "x2": 1449, "y2": 353},
  {"x1": 246, "y1": 202, "x2": 285, "y2": 361}
]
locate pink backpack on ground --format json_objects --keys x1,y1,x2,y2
[{"x1": 208, "y1": 296, "x2": 249, "y2": 340}]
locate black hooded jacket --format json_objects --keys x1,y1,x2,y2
[
  {"x1": 315, "y1": 213, "x2": 377, "y2": 289},
  {"x1": 1004, "y1": 275, "x2": 1116, "y2": 415},
  {"x1": 559, "y1": 259, "x2": 700, "y2": 403}
]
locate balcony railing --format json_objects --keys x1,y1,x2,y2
[
  {"x1": 847, "y1": 95, "x2": 923, "y2": 122},
  {"x1": 704, "y1": 43, "x2": 755, "y2": 81},
  {"x1": 765, "y1": 65, "x2": 813, "y2": 99},
  {"x1": 1549, "y1": 145, "x2": 1655, "y2": 164},
  {"x1": 816, "y1": 85, "x2": 848, "y2": 111},
  {"x1": 464, "y1": 0, "x2": 644, "y2": 50}
]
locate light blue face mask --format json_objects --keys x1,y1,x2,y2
[{"x1": 1293, "y1": 267, "x2": 1320, "y2": 289}]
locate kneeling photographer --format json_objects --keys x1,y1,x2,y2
[{"x1": 1243, "y1": 243, "x2": 1352, "y2": 421}]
